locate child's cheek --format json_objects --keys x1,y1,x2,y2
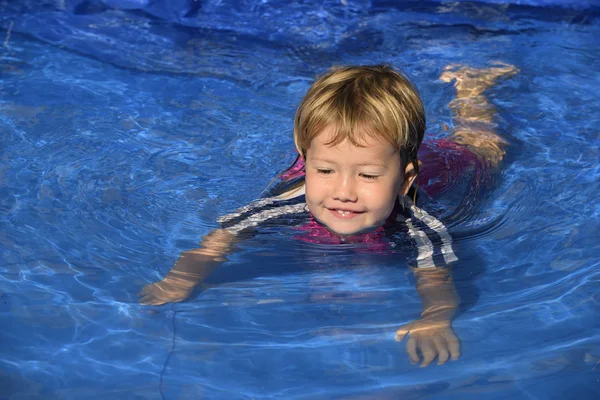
[{"x1": 359, "y1": 184, "x2": 385, "y2": 201}]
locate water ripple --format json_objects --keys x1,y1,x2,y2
[{"x1": 1, "y1": 1, "x2": 599, "y2": 399}]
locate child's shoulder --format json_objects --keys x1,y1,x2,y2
[{"x1": 267, "y1": 176, "x2": 306, "y2": 200}]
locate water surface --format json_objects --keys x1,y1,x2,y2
[{"x1": 1, "y1": 1, "x2": 599, "y2": 399}]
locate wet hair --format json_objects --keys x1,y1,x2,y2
[{"x1": 294, "y1": 64, "x2": 425, "y2": 173}]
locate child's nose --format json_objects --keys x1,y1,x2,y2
[{"x1": 333, "y1": 176, "x2": 358, "y2": 202}]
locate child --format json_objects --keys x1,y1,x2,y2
[{"x1": 139, "y1": 63, "x2": 518, "y2": 367}]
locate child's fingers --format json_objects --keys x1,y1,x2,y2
[
  {"x1": 395, "y1": 324, "x2": 422, "y2": 365},
  {"x1": 139, "y1": 296, "x2": 152, "y2": 305},
  {"x1": 138, "y1": 286, "x2": 158, "y2": 303},
  {"x1": 419, "y1": 340, "x2": 436, "y2": 367},
  {"x1": 443, "y1": 331, "x2": 461, "y2": 360},
  {"x1": 138, "y1": 286, "x2": 151, "y2": 296},
  {"x1": 139, "y1": 294, "x2": 162, "y2": 306},
  {"x1": 139, "y1": 288, "x2": 167, "y2": 306},
  {"x1": 406, "y1": 337, "x2": 420, "y2": 365},
  {"x1": 433, "y1": 337, "x2": 449, "y2": 365},
  {"x1": 395, "y1": 323, "x2": 412, "y2": 342}
]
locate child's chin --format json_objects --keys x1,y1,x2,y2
[{"x1": 325, "y1": 223, "x2": 376, "y2": 237}]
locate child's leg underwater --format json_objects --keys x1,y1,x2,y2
[{"x1": 440, "y1": 62, "x2": 519, "y2": 167}]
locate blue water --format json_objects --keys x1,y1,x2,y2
[{"x1": 1, "y1": 1, "x2": 599, "y2": 399}]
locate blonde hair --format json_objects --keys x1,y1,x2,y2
[{"x1": 294, "y1": 64, "x2": 425, "y2": 172}]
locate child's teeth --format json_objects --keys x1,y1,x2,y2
[{"x1": 337, "y1": 210, "x2": 350, "y2": 215}]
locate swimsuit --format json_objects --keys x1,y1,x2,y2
[
  {"x1": 218, "y1": 139, "x2": 473, "y2": 269},
  {"x1": 417, "y1": 138, "x2": 484, "y2": 197}
]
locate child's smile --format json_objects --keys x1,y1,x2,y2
[{"x1": 304, "y1": 125, "x2": 415, "y2": 236}]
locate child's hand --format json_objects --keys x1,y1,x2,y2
[
  {"x1": 395, "y1": 318, "x2": 460, "y2": 367},
  {"x1": 138, "y1": 276, "x2": 196, "y2": 306}
]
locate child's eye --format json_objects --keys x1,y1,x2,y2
[
  {"x1": 360, "y1": 174, "x2": 379, "y2": 181},
  {"x1": 316, "y1": 169, "x2": 333, "y2": 175}
]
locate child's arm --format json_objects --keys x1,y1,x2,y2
[
  {"x1": 395, "y1": 268, "x2": 460, "y2": 367},
  {"x1": 395, "y1": 199, "x2": 460, "y2": 367},
  {"x1": 139, "y1": 182, "x2": 307, "y2": 306},
  {"x1": 139, "y1": 228, "x2": 237, "y2": 306}
]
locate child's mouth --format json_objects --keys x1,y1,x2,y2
[{"x1": 329, "y1": 208, "x2": 363, "y2": 219}]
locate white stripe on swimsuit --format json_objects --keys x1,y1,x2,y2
[{"x1": 218, "y1": 185, "x2": 456, "y2": 268}]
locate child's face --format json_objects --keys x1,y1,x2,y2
[{"x1": 304, "y1": 125, "x2": 416, "y2": 236}]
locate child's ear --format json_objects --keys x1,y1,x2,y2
[{"x1": 398, "y1": 161, "x2": 418, "y2": 197}]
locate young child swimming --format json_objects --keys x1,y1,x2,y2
[{"x1": 139, "y1": 63, "x2": 518, "y2": 367}]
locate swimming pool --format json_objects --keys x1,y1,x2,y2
[{"x1": 1, "y1": 1, "x2": 599, "y2": 399}]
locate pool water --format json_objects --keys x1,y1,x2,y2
[{"x1": 1, "y1": 1, "x2": 599, "y2": 399}]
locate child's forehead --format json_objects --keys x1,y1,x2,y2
[
  {"x1": 311, "y1": 125, "x2": 398, "y2": 153},
  {"x1": 308, "y1": 134, "x2": 401, "y2": 167}
]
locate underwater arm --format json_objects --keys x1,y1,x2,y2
[
  {"x1": 395, "y1": 267, "x2": 460, "y2": 367},
  {"x1": 139, "y1": 183, "x2": 307, "y2": 306},
  {"x1": 139, "y1": 228, "x2": 237, "y2": 306},
  {"x1": 414, "y1": 267, "x2": 459, "y2": 322},
  {"x1": 395, "y1": 202, "x2": 461, "y2": 366}
]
